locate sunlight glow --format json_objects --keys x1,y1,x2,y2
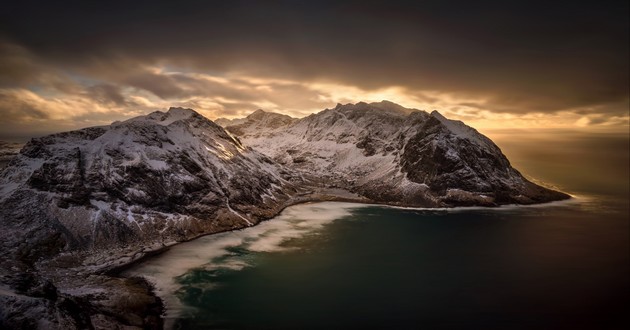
[{"x1": 1, "y1": 65, "x2": 627, "y2": 136}]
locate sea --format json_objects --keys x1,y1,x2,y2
[{"x1": 123, "y1": 130, "x2": 629, "y2": 330}]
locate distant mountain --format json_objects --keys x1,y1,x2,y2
[
  {"x1": 213, "y1": 116, "x2": 247, "y2": 128},
  {"x1": 216, "y1": 109, "x2": 297, "y2": 136},
  {"x1": 220, "y1": 101, "x2": 569, "y2": 206}
]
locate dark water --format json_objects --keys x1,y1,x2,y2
[
  {"x1": 171, "y1": 203, "x2": 628, "y2": 330},
  {"x1": 126, "y1": 131, "x2": 629, "y2": 329}
]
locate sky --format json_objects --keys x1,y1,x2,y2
[{"x1": 0, "y1": 0, "x2": 628, "y2": 140}]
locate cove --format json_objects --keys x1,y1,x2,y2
[{"x1": 124, "y1": 198, "x2": 629, "y2": 329}]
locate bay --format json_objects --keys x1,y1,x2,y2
[{"x1": 125, "y1": 131, "x2": 629, "y2": 329}]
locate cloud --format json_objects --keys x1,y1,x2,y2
[
  {"x1": 2, "y1": 1, "x2": 627, "y2": 110},
  {"x1": 85, "y1": 83, "x2": 127, "y2": 106},
  {"x1": 0, "y1": 1, "x2": 627, "y2": 138},
  {"x1": 0, "y1": 88, "x2": 123, "y2": 122},
  {"x1": 0, "y1": 89, "x2": 50, "y2": 121},
  {"x1": 0, "y1": 41, "x2": 41, "y2": 87}
]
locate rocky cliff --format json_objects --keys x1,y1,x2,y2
[{"x1": 221, "y1": 101, "x2": 569, "y2": 207}]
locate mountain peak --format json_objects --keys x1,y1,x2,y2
[
  {"x1": 246, "y1": 109, "x2": 268, "y2": 120},
  {"x1": 369, "y1": 100, "x2": 414, "y2": 115},
  {"x1": 166, "y1": 107, "x2": 200, "y2": 121},
  {"x1": 331, "y1": 100, "x2": 414, "y2": 116},
  {"x1": 370, "y1": 100, "x2": 397, "y2": 106},
  {"x1": 245, "y1": 109, "x2": 296, "y2": 123},
  {"x1": 121, "y1": 107, "x2": 204, "y2": 127},
  {"x1": 430, "y1": 110, "x2": 445, "y2": 119},
  {"x1": 167, "y1": 106, "x2": 198, "y2": 116}
]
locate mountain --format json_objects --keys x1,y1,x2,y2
[
  {"x1": 220, "y1": 101, "x2": 569, "y2": 206},
  {"x1": 216, "y1": 109, "x2": 297, "y2": 136},
  {"x1": 0, "y1": 107, "x2": 304, "y2": 263},
  {"x1": 0, "y1": 102, "x2": 569, "y2": 329},
  {"x1": 213, "y1": 116, "x2": 247, "y2": 128},
  {"x1": 0, "y1": 107, "x2": 302, "y2": 329}
]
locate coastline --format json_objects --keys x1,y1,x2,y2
[
  {"x1": 0, "y1": 186, "x2": 572, "y2": 329},
  {"x1": 109, "y1": 187, "x2": 574, "y2": 277},
  {"x1": 106, "y1": 190, "x2": 374, "y2": 276},
  {"x1": 110, "y1": 188, "x2": 570, "y2": 325}
]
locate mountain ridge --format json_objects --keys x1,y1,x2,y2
[
  {"x1": 0, "y1": 106, "x2": 307, "y2": 329},
  {"x1": 220, "y1": 101, "x2": 568, "y2": 207},
  {"x1": 0, "y1": 101, "x2": 569, "y2": 329}
]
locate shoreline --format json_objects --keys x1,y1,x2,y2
[
  {"x1": 108, "y1": 189, "x2": 574, "y2": 277},
  {"x1": 106, "y1": 191, "x2": 374, "y2": 276},
  {"x1": 0, "y1": 186, "x2": 572, "y2": 329},
  {"x1": 117, "y1": 190, "x2": 576, "y2": 328}
]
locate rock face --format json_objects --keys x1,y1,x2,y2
[{"x1": 220, "y1": 101, "x2": 569, "y2": 207}]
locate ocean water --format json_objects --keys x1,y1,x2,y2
[{"x1": 125, "y1": 131, "x2": 629, "y2": 329}]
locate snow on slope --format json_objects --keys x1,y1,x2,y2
[
  {"x1": 0, "y1": 104, "x2": 569, "y2": 264},
  {"x1": 221, "y1": 101, "x2": 569, "y2": 206},
  {"x1": 0, "y1": 107, "x2": 299, "y2": 264},
  {"x1": 0, "y1": 102, "x2": 570, "y2": 330},
  {"x1": 430, "y1": 110, "x2": 497, "y2": 150},
  {"x1": 226, "y1": 102, "x2": 413, "y2": 177}
]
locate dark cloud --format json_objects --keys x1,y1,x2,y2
[
  {"x1": 0, "y1": 89, "x2": 52, "y2": 138},
  {"x1": 166, "y1": 74, "x2": 260, "y2": 101},
  {"x1": 115, "y1": 69, "x2": 259, "y2": 101},
  {"x1": 0, "y1": 42, "x2": 40, "y2": 87},
  {"x1": 0, "y1": 0, "x2": 628, "y2": 128},
  {"x1": 85, "y1": 83, "x2": 127, "y2": 106},
  {"x1": 124, "y1": 72, "x2": 187, "y2": 99}
]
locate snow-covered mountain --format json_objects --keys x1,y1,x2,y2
[
  {"x1": 0, "y1": 107, "x2": 301, "y2": 260},
  {"x1": 221, "y1": 101, "x2": 568, "y2": 206},
  {"x1": 0, "y1": 102, "x2": 569, "y2": 329},
  {"x1": 216, "y1": 109, "x2": 298, "y2": 136},
  {"x1": 0, "y1": 107, "x2": 310, "y2": 329}
]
